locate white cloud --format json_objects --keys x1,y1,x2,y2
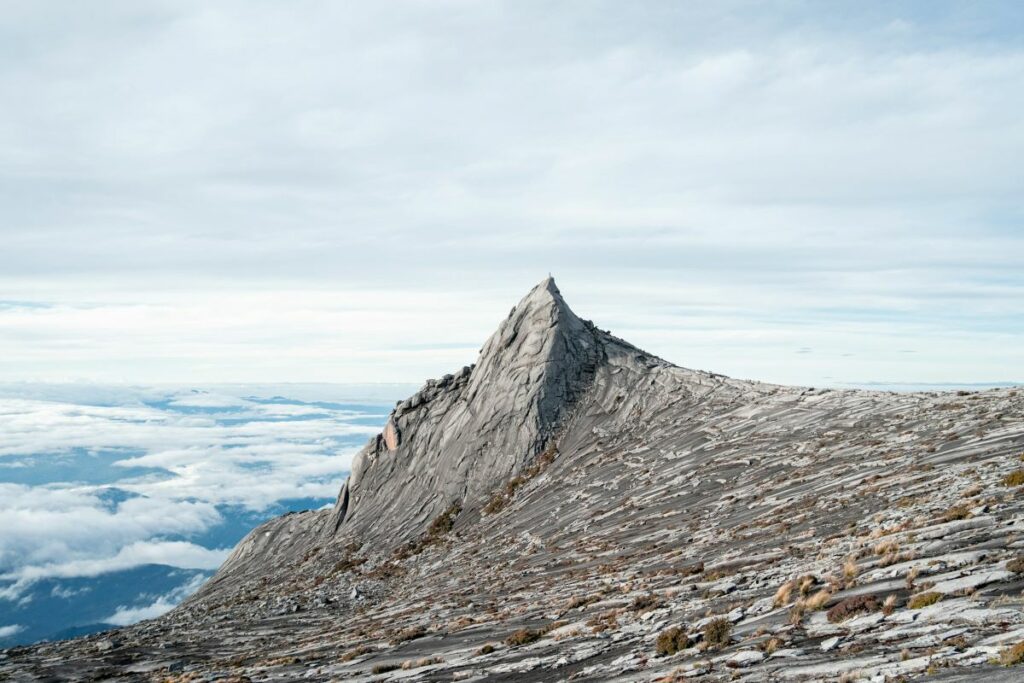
[
  {"x1": 0, "y1": 2, "x2": 1021, "y2": 386},
  {"x1": 0, "y1": 624, "x2": 24, "y2": 639},
  {"x1": 0, "y1": 386, "x2": 395, "y2": 602},
  {"x1": 3, "y1": 541, "x2": 227, "y2": 585},
  {"x1": 104, "y1": 573, "x2": 208, "y2": 626}
]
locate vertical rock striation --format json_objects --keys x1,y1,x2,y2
[{"x1": 331, "y1": 276, "x2": 605, "y2": 545}]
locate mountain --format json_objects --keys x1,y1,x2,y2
[{"x1": 4, "y1": 278, "x2": 1024, "y2": 682}]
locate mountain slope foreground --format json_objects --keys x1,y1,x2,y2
[{"x1": 4, "y1": 278, "x2": 1024, "y2": 682}]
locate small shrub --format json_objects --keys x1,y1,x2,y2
[
  {"x1": 805, "y1": 589, "x2": 832, "y2": 610},
  {"x1": 773, "y1": 581, "x2": 794, "y2": 607},
  {"x1": 1007, "y1": 557, "x2": 1024, "y2": 574},
  {"x1": 842, "y1": 557, "x2": 859, "y2": 584},
  {"x1": 391, "y1": 625, "x2": 426, "y2": 644},
  {"x1": 372, "y1": 663, "x2": 399, "y2": 674},
  {"x1": 565, "y1": 594, "x2": 599, "y2": 610},
  {"x1": 826, "y1": 595, "x2": 880, "y2": 623},
  {"x1": 476, "y1": 643, "x2": 495, "y2": 656},
  {"x1": 883, "y1": 594, "x2": 898, "y2": 615},
  {"x1": 788, "y1": 601, "x2": 806, "y2": 625},
  {"x1": 874, "y1": 539, "x2": 899, "y2": 556},
  {"x1": 587, "y1": 611, "x2": 619, "y2": 633},
  {"x1": 655, "y1": 626, "x2": 689, "y2": 656},
  {"x1": 539, "y1": 620, "x2": 568, "y2": 635},
  {"x1": 340, "y1": 645, "x2": 372, "y2": 661},
  {"x1": 906, "y1": 566, "x2": 920, "y2": 590},
  {"x1": 943, "y1": 504, "x2": 971, "y2": 522},
  {"x1": 401, "y1": 656, "x2": 442, "y2": 670},
  {"x1": 426, "y1": 502, "x2": 462, "y2": 538},
  {"x1": 1000, "y1": 641, "x2": 1024, "y2": 666},
  {"x1": 908, "y1": 591, "x2": 943, "y2": 609},
  {"x1": 631, "y1": 594, "x2": 662, "y2": 611},
  {"x1": 703, "y1": 618, "x2": 732, "y2": 648},
  {"x1": 1003, "y1": 470, "x2": 1024, "y2": 487},
  {"x1": 505, "y1": 628, "x2": 541, "y2": 647}
]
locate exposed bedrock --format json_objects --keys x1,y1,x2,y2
[{"x1": 5, "y1": 278, "x2": 1024, "y2": 683}]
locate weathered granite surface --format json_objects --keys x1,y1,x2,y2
[{"x1": 4, "y1": 278, "x2": 1024, "y2": 682}]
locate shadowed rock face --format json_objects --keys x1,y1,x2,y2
[{"x1": 4, "y1": 279, "x2": 1024, "y2": 683}]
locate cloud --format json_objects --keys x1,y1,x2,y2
[
  {"x1": 2, "y1": 541, "x2": 227, "y2": 586},
  {"x1": 0, "y1": 624, "x2": 24, "y2": 639},
  {"x1": 104, "y1": 573, "x2": 208, "y2": 627},
  {"x1": 0, "y1": 386, "x2": 395, "y2": 602},
  {"x1": 0, "y1": 2, "x2": 1021, "y2": 387}
]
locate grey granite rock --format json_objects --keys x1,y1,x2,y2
[{"x1": 4, "y1": 277, "x2": 1024, "y2": 683}]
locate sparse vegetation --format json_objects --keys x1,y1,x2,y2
[
  {"x1": 943, "y1": 504, "x2": 972, "y2": 522},
  {"x1": 401, "y1": 656, "x2": 442, "y2": 670},
  {"x1": 394, "y1": 502, "x2": 462, "y2": 558},
  {"x1": 826, "y1": 595, "x2": 880, "y2": 623},
  {"x1": 587, "y1": 610, "x2": 619, "y2": 633},
  {"x1": 761, "y1": 637, "x2": 783, "y2": 655},
  {"x1": 426, "y1": 502, "x2": 461, "y2": 537},
  {"x1": 565, "y1": 594, "x2": 600, "y2": 610},
  {"x1": 655, "y1": 626, "x2": 689, "y2": 656},
  {"x1": 773, "y1": 581, "x2": 794, "y2": 607},
  {"x1": 702, "y1": 618, "x2": 732, "y2": 649},
  {"x1": 805, "y1": 589, "x2": 832, "y2": 610},
  {"x1": 999, "y1": 641, "x2": 1024, "y2": 666},
  {"x1": 391, "y1": 625, "x2": 426, "y2": 644},
  {"x1": 371, "y1": 663, "x2": 399, "y2": 674},
  {"x1": 631, "y1": 594, "x2": 662, "y2": 611},
  {"x1": 842, "y1": 556, "x2": 859, "y2": 584},
  {"x1": 476, "y1": 644, "x2": 495, "y2": 656},
  {"x1": 883, "y1": 594, "x2": 898, "y2": 615},
  {"x1": 1002, "y1": 470, "x2": 1024, "y2": 487},
  {"x1": 505, "y1": 628, "x2": 541, "y2": 647},
  {"x1": 1007, "y1": 556, "x2": 1024, "y2": 574},
  {"x1": 339, "y1": 645, "x2": 373, "y2": 662},
  {"x1": 908, "y1": 591, "x2": 943, "y2": 609},
  {"x1": 484, "y1": 444, "x2": 559, "y2": 514}
]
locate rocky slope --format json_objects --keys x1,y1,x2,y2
[{"x1": 4, "y1": 278, "x2": 1024, "y2": 682}]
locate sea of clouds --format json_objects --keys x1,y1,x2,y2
[{"x1": 0, "y1": 383, "x2": 408, "y2": 645}]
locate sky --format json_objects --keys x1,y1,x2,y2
[{"x1": 2, "y1": 0, "x2": 1023, "y2": 388}]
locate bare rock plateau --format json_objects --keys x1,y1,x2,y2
[{"x1": 4, "y1": 277, "x2": 1024, "y2": 682}]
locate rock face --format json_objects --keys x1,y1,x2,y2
[
  {"x1": 331, "y1": 276, "x2": 606, "y2": 546},
  {"x1": 4, "y1": 278, "x2": 1024, "y2": 683}
]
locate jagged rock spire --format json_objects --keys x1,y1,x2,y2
[{"x1": 330, "y1": 277, "x2": 604, "y2": 545}]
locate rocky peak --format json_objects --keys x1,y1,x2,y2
[{"x1": 329, "y1": 277, "x2": 605, "y2": 545}]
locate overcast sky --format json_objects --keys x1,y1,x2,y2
[{"x1": 2, "y1": 0, "x2": 1022, "y2": 387}]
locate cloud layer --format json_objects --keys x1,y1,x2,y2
[
  {"x1": 0, "y1": 386, "x2": 391, "y2": 605},
  {"x1": 2, "y1": 2, "x2": 1022, "y2": 384}
]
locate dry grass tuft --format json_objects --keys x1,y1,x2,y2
[
  {"x1": 702, "y1": 618, "x2": 732, "y2": 649},
  {"x1": 339, "y1": 645, "x2": 373, "y2": 662},
  {"x1": 401, "y1": 656, "x2": 443, "y2": 670},
  {"x1": 1003, "y1": 470, "x2": 1024, "y2": 487},
  {"x1": 883, "y1": 594, "x2": 898, "y2": 616},
  {"x1": 390, "y1": 625, "x2": 426, "y2": 645},
  {"x1": 826, "y1": 595, "x2": 880, "y2": 623},
  {"x1": 773, "y1": 581, "x2": 794, "y2": 607},
  {"x1": 655, "y1": 626, "x2": 689, "y2": 656},
  {"x1": 805, "y1": 589, "x2": 832, "y2": 610},
  {"x1": 908, "y1": 591, "x2": 943, "y2": 609},
  {"x1": 1000, "y1": 641, "x2": 1024, "y2": 666},
  {"x1": 943, "y1": 504, "x2": 972, "y2": 522},
  {"x1": 504, "y1": 628, "x2": 541, "y2": 647},
  {"x1": 842, "y1": 557, "x2": 859, "y2": 584}
]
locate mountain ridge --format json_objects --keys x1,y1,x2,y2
[{"x1": 4, "y1": 280, "x2": 1024, "y2": 682}]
